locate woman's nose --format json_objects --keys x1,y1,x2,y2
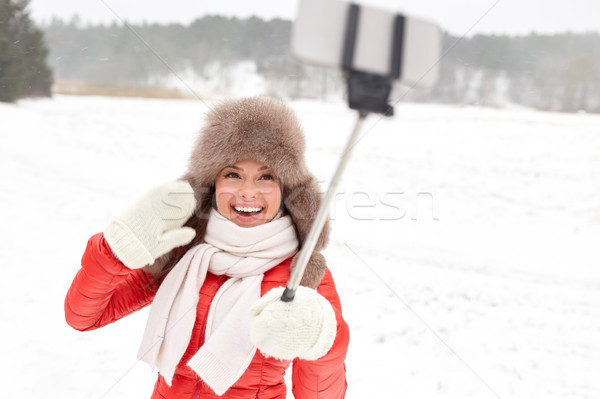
[{"x1": 239, "y1": 180, "x2": 258, "y2": 200}]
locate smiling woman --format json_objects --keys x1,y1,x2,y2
[
  {"x1": 215, "y1": 159, "x2": 283, "y2": 227},
  {"x1": 64, "y1": 96, "x2": 349, "y2": 399}
]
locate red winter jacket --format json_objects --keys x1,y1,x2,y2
[{"x1": 65, "y1": 233, "x2": 349, "y2": 399}]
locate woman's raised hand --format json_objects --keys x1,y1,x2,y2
[{"x1": 104, "y1": 181, "x2": 197, "y2": 269}]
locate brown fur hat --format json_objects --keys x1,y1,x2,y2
[{"x1": 183, "y1": 97, "x2": 329, "y2": 288}]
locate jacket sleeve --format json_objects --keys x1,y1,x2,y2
[
  {"x1": 64, "y1": 233, "x2": 157, "y2": 331},
  {"x1": 291, "y1": 269, "x2": 349, "y2": 399}
]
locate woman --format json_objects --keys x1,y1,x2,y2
[{"x1": 65, "y1": 97, "x2": 349, "y2": 398}]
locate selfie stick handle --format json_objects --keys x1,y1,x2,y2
[{"x1": 281, "y1": 112, "x2": 367, "y2": 302}]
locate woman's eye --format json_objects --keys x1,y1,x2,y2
[
  {"x1": 259, "y1": 174, "x2": 274, "y2": 181},
  {"x1": 225, "y1": 172, "x2": 240, "y2": 179}
]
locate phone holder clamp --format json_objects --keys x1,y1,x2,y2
[{"x1": 342, "y1": 3, "x2": 405, "y2": 117}]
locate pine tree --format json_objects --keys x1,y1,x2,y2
[{"x1": 0, "y1": 0, "x2": 53, "y2": 102}]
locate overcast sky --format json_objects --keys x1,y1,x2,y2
[{"x1": 29, "y1": 0, "x2": 600, "y2": 36}]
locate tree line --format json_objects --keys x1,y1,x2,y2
[
  {"x1": 422, "y1": 32, "x2": 600, "y2": 112},
  {"x1": 0, "y1": 0, "x2": 53, "y2": 102},
  {"x1": 42, "y1": 16, "x2": 599, "y2": 112},
  {"x1": 2, "y1": 5, "x2": 599, "y2": 113}
]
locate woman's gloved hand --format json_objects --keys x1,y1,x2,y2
[
  {"x1": 104, "y1": 181, "x2": 197, "y2": 269},
  {"x1": 250, "y1": 286, "x2": 337, "y2": 361}
]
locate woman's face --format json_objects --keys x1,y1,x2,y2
[{"x1": 214, "y1": 159, "x2": 282, "y2": 228}]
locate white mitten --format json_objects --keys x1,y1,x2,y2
[
  {"x1": 250, "y1": 286, "x2": 337, "y2": 361},
  {"x1": 104, "y1": 181, "x2": 197, "y2": 269}
]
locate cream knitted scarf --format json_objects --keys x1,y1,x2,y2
[{"x1": 138, "y1": 210, "x2": 298, "y2": 395}]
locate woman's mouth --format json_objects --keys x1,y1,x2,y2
[{"x1": 232, "y1": 205, "x2": 264, "y2": 218}]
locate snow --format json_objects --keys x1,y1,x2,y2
[{"x1": 1, "y1": 95, "x2": 599, "y2": 398}]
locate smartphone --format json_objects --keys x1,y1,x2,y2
[{"x1": 290, "y1": 0, "x2": 442, "y2": 88}]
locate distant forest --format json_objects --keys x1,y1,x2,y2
[{"x1": 42, "y1": 16, "x2": 600, "y2": 113}]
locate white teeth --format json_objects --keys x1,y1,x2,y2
[{"x1": 234, "y1": 206, "x2": 263, "y2": 213}]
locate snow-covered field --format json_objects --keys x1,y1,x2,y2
[{"x1": 1, "y1": 95, "x2": 599, "y2": 399}]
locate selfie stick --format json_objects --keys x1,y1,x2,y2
[
  {"x1": 281, "y1": 4, "x2": 399, "y2": 302},
  {"x1": 281, "y1": 113, "x2": 366, "y2": 302}
]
